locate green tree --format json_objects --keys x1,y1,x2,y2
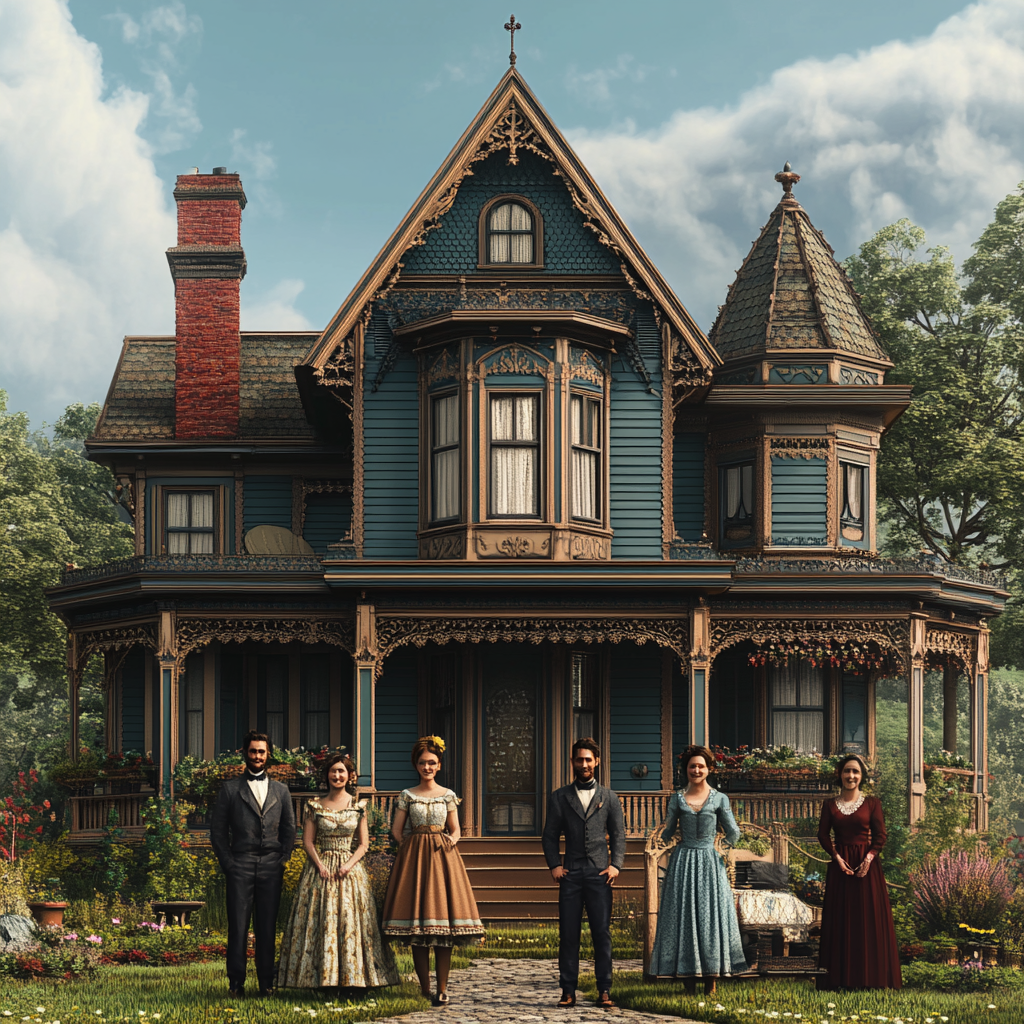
[{"x1": 0, "y1": 392, "x2": 133, "y2": 792}]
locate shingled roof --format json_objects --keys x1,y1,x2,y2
[
  {"x1": 93, "y1": 333, "x2": 321, "y2": 441},
  {"x1": 709, "y1": 166, "x2": 889, "y2": 365}
]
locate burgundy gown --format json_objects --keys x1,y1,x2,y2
[{"x1": 816, "y1": 795, "x2": 902, "y2": 990}]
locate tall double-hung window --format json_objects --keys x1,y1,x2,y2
[
  {"x1": 165, "y1": 490, "x2": 215, "y2": 553},
  {"x1": 487, "y1": 202, "x2": 535, "y2": 264},
  {"x1": 721, "y1": 462, "x2": 754, "y2": 540},
  {"x1": 840, "y1": 462, "x2": 865, "y2": 540},
  {"x1": 570, "y1": 394, "x2": 601, "y2": 521},
  {"x1": 489, "y1": 393, "x2": 539, "y2": 517},
  {"x1": 769, "y1": 661, "x2": 825, "y2": 753},
  {"x1": 430, "y1": 393, "x2": 460, "y2": 522}
]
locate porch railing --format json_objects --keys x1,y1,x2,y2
[{"x1": 70, "y1": 793, "x2": 147, "y2": 831}]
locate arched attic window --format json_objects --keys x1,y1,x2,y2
[{"x1": 479, "y1": 196, "x2": 543, "y2": 267}]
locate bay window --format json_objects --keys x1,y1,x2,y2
[{"x1": 570, "y1": 394, "x2": 601, "y2": 521}]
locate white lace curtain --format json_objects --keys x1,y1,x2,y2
[
  {"x1": 769, "y1": 661, "x2": 825, "y2": 752},
  {"x1": 570, "y1": 395, "x2": 599, "y2": 520},
  {"x1": 489, "y1": 202, "x2": 534, "y2": 263},
  {"x1": 166, "y1": 492, "x2": 213, "y2": 553},
  {"x1": 843, "y1": 463, "x2": 863, "y2": 520},
  {"x1": 184, "y1": 665, "x2": 204, "y2": 757},
  {"x1": 491, "y1": 395, "x2": 537, "y2": 515},
  {"x1": 432, "y1": 394, "x2": 460, "y2": 520}
]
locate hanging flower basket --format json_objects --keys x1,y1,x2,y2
[{"x1": 747, "y1": 636, "x2": 897, "y2": 673}]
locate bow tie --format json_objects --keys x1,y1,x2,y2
[
  {"x1": 245, "y1": 771, "x2": 267, "y2": 781},
  {"x1": 575, "y1": 779, "x2": 596, "y2": 791}
]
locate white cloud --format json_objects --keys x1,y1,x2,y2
[
  {"x1": 565, "y1": 54, "x2": 655, "y2": 105},
  {"x1": 568, "y1": 0, "x2": 1024, "y2": 331},
  {"x1": 231, "y1": 128, "x2": 276, "y2": 181},
  {"x1": 241, "y1": 279, "x2": 313, "y2": 331},
  {"x1": 0, "y1": 0, "x2": 176, "y2": 424}
]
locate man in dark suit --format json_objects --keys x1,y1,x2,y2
[
  {"x1": 210, "y1": 730, "x2": 296, "y2": 997},
  {"x1": 541, "y1": 737, "x2": 625, "y2": 1009}
]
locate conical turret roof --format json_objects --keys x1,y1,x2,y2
[{"x1": 709, "y1": 165, "x2": 889, "y2": 367}]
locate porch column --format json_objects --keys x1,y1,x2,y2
[
  {"x1": 157, "y1": 608, "x2": 178, "y2": 798},
  {"x1": 354, "y1": 602, "x2": 377, "y2": 790},
  {"x1": 942, "y1": 663, "x2": 959, "y2": 754},
  {"x1": 970, "y1": 628, "x2": 990, "y2": 832},
  {"x1": 68, "y1": 633, "x2": 81, "y2": 759},
  {"x1": 688, "y1": 602, "x2": 710, "y2": 746},
  {"x1": 908, "y1": 613, "x2": 927, "y2": 824}
]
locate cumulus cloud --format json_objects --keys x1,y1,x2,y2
[
  {"x1": 241, "y1": 279, "x2": 314, "y2": 331},
  {"x1": 568, "y1": 0, "x2": 1024, "y2": 330},
  {"x1": 0, "y1": 0, "x2": 176, "y2": 424},
  {"x1": 565, "y1": 54, "x2": 657, "y2": 105}
]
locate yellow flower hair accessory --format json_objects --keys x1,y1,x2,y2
[{"x1": 427, "y1": 735, "x2": 446, "y2": 754}]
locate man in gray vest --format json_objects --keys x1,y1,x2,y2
[
  {"x1": 210, "y1": 730, "x2": 296, "y2": 997},
  {"x1": 541, "y1": 737, "x2": 625, "y2": 1009}
]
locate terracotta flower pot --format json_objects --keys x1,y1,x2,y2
[{"x1": 27, "y1": 901, "x2": 69, "y2": 929}]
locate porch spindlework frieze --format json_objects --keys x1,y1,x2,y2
[
  {"x1": 374, "y1": 615, "x2": 689, "y2": 676},
  {"x1": 175, "y1": 617, "x2": 356, "y2": 663},
  {"x1": 75, "y1": 623, "x2": 158, "y2": 671},
  {"x1": 925, "y1": 628, "x2": 976, "y2": 669},
  {"x1": 708, "y1": 617, "x2": 911, "y2": 670}
]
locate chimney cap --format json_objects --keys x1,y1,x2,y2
[
  {"x1": 189, "y1": 167, "x2": 199, "y2": 174},
  {"x1": 212, "y1": 166, "x2": 228, "y2": 174}
]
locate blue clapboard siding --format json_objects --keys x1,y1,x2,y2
[
  {"x1": 302, "y1": 491, "x2": 353, "y2": 555},
  {"x1": 609, "y1": 645, "x2": 662, "y2": 791},
  {"x1": 120, "y1": 646, "x2": 146, "y2": 752},
  {"x1": 243, "y1": 475, "x2": 292, "y2": 532},
  {"x1": 770, "y1": 456, "x2": 827, "y2": 545},
  {"x1": 674, "y1": 432, "x2": 705, "y2": 541},
  {"x1": 363, "y1": 309, "x2": 419, "y2": 558},
  {"x1": 375, "y1": 648, "x2": 419, "y2": 790},
  {"x1": 610, "y1": 303, "x2": 662, "y2": 558}
]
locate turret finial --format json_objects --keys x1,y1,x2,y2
[
  {"x1": 775, "y1": 161, "x2": 801, "y2": 200},
  {"x1": 505, "y1": 14, "x2": 521, "y2": 66}
]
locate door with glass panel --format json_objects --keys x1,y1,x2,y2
[{"x1": 482, "y1": 645, "x2": 540, "y2": 835}]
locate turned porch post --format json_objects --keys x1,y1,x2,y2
[
  {"x1": 354, "y1": 602, "x2": 377, "y2": 790},
  {"x1": 68, "y1": 633, "x2": 81, "y2": 760},
  {"x1": 908, "y1": 612, "x2": 927, "y2": 824},
  {"x1": 688, "y1": 602, "x2": 710, "y2": 746},
  {"x1": 942, "y1": 663, "x2": 959, "y2": 754},
  {"x1": 970, "y1": 627, "x2": 990, "y2": 832}
]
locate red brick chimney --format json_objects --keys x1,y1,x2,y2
[{"x1": 167, "y1": 168, "x2": 247, "y2": 438}]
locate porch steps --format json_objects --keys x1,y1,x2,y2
[{"x1": 458, "y1": 837, "x2": 646, "y2": 922}]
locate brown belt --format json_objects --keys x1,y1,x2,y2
[{"x1": 410, "y1": 825, "x2": 446, "y2": 834}]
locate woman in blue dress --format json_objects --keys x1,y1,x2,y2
[{"x1": 650, "y1": 744, "x2": 747, "y2": 994}]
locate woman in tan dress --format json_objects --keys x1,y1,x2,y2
[
  {"x1": 278, "y1": 754, "x2": 398, "y2": 990},
  {"x1": 381, "y1": 736, "x2": 484, "y2": 1005}
]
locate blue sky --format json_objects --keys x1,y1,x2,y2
[{"x1": 2, "y1": 0, "x2": 1022, "y2": 427}]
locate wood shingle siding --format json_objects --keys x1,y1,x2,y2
[
  {"x1": 673, "y1": 432, "x2": 705, "y2": 541},
  {"x1": 610, "y1": 304, "x2": 662, "y2": 559},
  {"x1": 374, "y1": 649, "x2": 420, "y2": 790},
  {"x1": 243, "y1": 476, "x2": 293, "y2": 533},
  {"x1": 770, "y1": 456, "x2": 828, "y2": 545},
  {"x1": 363, "y1": 312, "x2": 419, "y2": 559},
  {"x1": 609, "y1": 646, "x2": 663, "y2": 791}
]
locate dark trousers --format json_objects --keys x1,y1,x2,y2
[
  {"x1": 225, "y1": 851, "x2": 284, "y2": 990},
  {"x1": 558, "y1": 863, "x2": 614, "y2": 992}
]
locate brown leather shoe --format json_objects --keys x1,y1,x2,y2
[
  {"x1": 557, "y1": 991, "x2": 576, "y2": 1008},
  {"x1": 597, "y1": 991, "x2": 616, "y2": 1008}
]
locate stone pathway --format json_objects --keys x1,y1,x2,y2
[{"x1": 375, "y1": 959, "x2": 698, "y2": 1024}]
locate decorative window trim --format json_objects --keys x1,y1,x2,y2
[
  {"x1": 486, "y1": 389, "x2": 543, "y2": 520},
  {"x1": 157, "y1": 485, "x2": 224, "y2": 555},
  {"x1": 290, "y1": 478, "x2": 354, "y2": 541},
  {"x1": 477, "y1": 194, "x2": 544, "y2": 269},
  {"x1": 569, "y1": 390, "x2": 602, "y2": 523},
  {"x1": 430, "y1": 390, "x2": 462, "y2": 524},
  {"x1": 719, "y1": 459, "x2": 755, "y2": 544}
]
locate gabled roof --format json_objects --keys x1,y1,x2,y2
[
  {"x1": 301, "y1": 67, "x2": 719, "y2": 376},
  {"x1": 709, "y1": 169, "x2": 889, "y2": 365}
]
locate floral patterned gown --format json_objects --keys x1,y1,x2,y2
[
  {"x1": 649, "y1": 788, "x2": 748, "y2": 977},
  {"x1": 278, "y1": 799, "x2": 398, "y2": 989}
]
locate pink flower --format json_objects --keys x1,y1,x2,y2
[
  {"x1": 111, "y1": 918, "x2": 121, "y2": 924},
  {"x1": 85, "y1": 935, "x2": 102, "y2": 944},
  {"x1": 63, "y1": 932, "x2": 79, "y2": 941}
]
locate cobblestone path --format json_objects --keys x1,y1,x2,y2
[{"x1": 375, "y1": 958, "x2": 697, "y2": 1024}]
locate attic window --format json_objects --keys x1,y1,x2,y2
[{"x1": 480, "y1": 196, "x2": 542, "y2": 267}]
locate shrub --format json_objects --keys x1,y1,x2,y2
[
  {"x1": 1002, "y1": 884, "x2": 1024, "y2": 945},
  {"x1": 911, "y1": 849, "x2": 1014, "y2": 936},
  {"x1": 902, "y1": 960, "x2": 1024, "y2": 992}
]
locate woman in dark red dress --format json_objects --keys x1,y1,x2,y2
[{"x1": 816, "y1": 754, "x2": 901, "y2": 990}]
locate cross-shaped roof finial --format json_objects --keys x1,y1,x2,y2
[{"x1": 505, "y1": 14, "x2": 521, "y2": 66}]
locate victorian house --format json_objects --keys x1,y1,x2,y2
[{"x1": 48, "y1": 66, "x2": 1004, "y2": 911}]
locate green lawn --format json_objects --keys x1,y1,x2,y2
[{"x1": 579, "y1": 972, "x2": 1024, "y2": 1024}]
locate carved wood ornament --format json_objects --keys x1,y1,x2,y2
[{"x1": 174, "y1": 618, "x2": 356, "y2": 665}]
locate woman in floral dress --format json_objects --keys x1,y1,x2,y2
[
  {"x1": 278, "y1": 754, "x2": 398, "y2": 990},
  {"x1": 381, "y1": 736, "x2": 484, "y2": 1005},
  {"x1": 649, "y1": 745, "x2": 748, "y2": 994}
]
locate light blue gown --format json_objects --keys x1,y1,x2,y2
[{"x1": 649, "y1": 788, "x2": 748, "y2": 977}]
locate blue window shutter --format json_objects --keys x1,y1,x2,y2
[{"x1": 770, "y1": 456, "x2": 827, "y2": 545}]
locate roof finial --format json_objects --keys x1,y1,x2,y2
[
  {"x1": 505, "y1": 14, "x2": 521, "y2": 66},
  {"x1": 775, "y1": 161, "x2": 801, "y2": 200}
]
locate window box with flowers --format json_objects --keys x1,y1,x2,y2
[
  {"x1": 98, "y1": 749, "x2": 157, "y2": 792},
  {"x1": 680, "y1": 744, "x2": 843, "y2": 793},
  {"x1": 49, "y1": 749, "x2": 102, "y2": 793}
]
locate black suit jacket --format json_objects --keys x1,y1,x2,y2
[
  {"x1": 209, "y1": 776, "x2": 297, "y2": 872},
  {"x1": 541, "y1": 783, "x2": 626, "y2": 871}
]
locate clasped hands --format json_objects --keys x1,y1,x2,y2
[
  {"x1": 834, "y1": 852, "x2": 874, "y2": 878},
  {"x1": 550, "y1": 864, "x2": 619, "y2": 886},
  {"x1": 316, "y1": 863, "x2": 352, "y2": 881}
]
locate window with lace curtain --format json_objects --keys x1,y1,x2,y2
[
  {"x1": 769, "y1": 661, "x2": 825, "y2": 753},
  {"x1": 570, "y1": 394, "x2": 601, "y2": 521},
  {"x1": 489, "y1": 393, "x2": 540, "y2": 517},
  {"x1": 164, "y1": 490, "x2": 216, "y2": 553},
  {"x1": 483, "y1": 198, "x2": 540, "y2": 265},
  {"x1": 720, "y1": 461, "x2": 754, "y2": 541},
  {"x1": 840, "y1": 461, "x2": 865, "y2": 541},
  {"x1": 181, "y1": 653, "x2": 204, "y2": 757},
  {"x1": 430, "y1": 393, "x2": 460, "y2": 522}
]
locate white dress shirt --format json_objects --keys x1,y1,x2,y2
[
  {"x1": 247, "y1": 773, "x2": 268, "y2": 810},
  {"x1": 575, "y1": 784, "x2": 596, "y2": 812}
]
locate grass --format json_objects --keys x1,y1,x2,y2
[
  {"x1": 0, "y1": 958, "x2": 429, "y2": 1024},
  {"x1": 579, "y1": 972, "x2": 1024, "y2": 1024},
  {"x1": 472, "y1": 922, "x2": 642, "y2": 960}
]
